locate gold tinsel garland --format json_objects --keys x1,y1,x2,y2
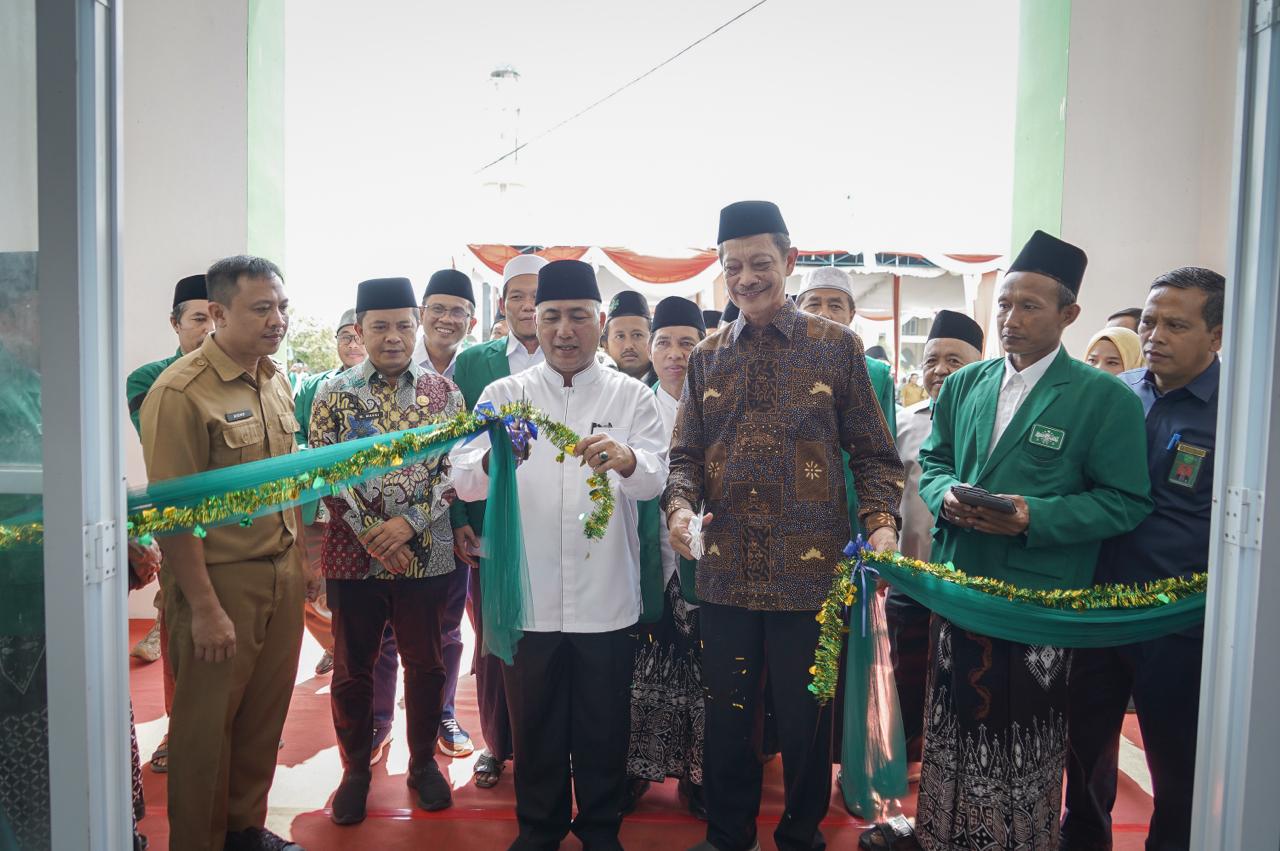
[
  {"x1": 0, "y1": 403, "x2": 618, "y2": 550},
  {"x1": 807, "y1": 548, "x2": 1209, "y2": 704}
]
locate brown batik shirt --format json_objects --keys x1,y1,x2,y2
[{"x1": 662, "y1": 299, "x2": 903, "y2": 610}]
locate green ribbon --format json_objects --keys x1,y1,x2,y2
[{"x1": 872, "y1": 554, "x2": 1205, "y2": 647}]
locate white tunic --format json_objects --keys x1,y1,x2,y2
[{"x1": 450, "y1": 360, "x2": 669, "y2": 633}]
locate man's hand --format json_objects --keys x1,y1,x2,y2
[
  {"x1": 360, "y1": 517, "x2": 415, "y2": 560},
  {"x1": 381, "y1": 547, "x2": 414, "y2": 575},
  {"x1": 868, "y1": 526, "x2": 898, "y2": 554},
  {"x1": 191, "y1": 602, "x2": 237, "y2": 663},
  {"x1": 301, "y1": 559, "x2": 324, "y2": 602},
  {"x1": 127, "y1": 539, "x2": 162, "y2": 587},
  {"x1": 969, "y1": 495, "x2": 1030, "y2": 536},
  {"x1": 574, "y1": 433, "x2": 638, "y2": 478},
  {"x1": 941, "y1": 487, "x2": 975, "y2": 527},
  {"x1": 454, "y1": 524, "x2": 481, "y2": 569},
  {"x1": 669, "y1": 509, "x2": 713, "y2": 561}
]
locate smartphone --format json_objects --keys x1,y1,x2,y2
[{"x1": 950, "y1": 485, "x2": 1016, "y2": 515}]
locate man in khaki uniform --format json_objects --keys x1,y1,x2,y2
[{"x1": 141, "y1": 255, "x2": 308, "y2": 851}]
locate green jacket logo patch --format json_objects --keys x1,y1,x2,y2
[{"x1": 1029, "y1": 424, "x2": 1065, "y2": 451}]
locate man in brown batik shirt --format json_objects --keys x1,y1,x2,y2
[{"x1": 664, "y1": 201, "x2": 902, "y2": 851}]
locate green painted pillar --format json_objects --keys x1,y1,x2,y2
[{"x1": 1009, "y1": 0, "x2": 1071, "y2": 252}]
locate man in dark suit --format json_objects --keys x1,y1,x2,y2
[{"x1": 449, "y1": 252, "x2": 548, "y2": 788}]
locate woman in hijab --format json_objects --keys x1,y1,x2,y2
[{"x1": 1084, "y1": 325, "x2": 1144, "y2": 375}]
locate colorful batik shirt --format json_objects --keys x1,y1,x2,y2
[
  {"x1": 309, "y1": 358, "x2": 462, "y2": 580},
  {"x1": 663, "y1": 299, "x2": 903, "y2": 611}
]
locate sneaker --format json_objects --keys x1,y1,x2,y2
[
  {"x1": 130, "y1": 621, "x2": 161, "y2": 663},
  {"x1": 407, "y1": 760, "x2": 453, "y2": 811},
  {"x1": 437, "y1": 717, "x2": 474, "y2": 758},
  {"x1": 370, "y1": 725, "x2": 393, "y2": 766},
  {"x1": 330, "y1": 772, "x2": 370, "y2": 825},
  {"x1": 223, "y1": 826, "x2": 304, "y2": 850},
  {"x1": 314, "y1": 650, "x2": 334, "y2": 676}
]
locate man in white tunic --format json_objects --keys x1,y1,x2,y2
[{"x1": 450, "y1": 259, "x2": 668, "y2": 851}]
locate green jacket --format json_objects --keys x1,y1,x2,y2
[
  {"x1": 844, "y1": 356, "x2": 897, "y2": 536},
  {"x1": 293, "y1": 366, "x2": 343, "y2": 447},
  {"x1": 125, "y1": 349, "x2": 181, "y2": 436},
  {"x1": 449, "y1": 338, "x2": 516, "y2": 533},
  {"x1": 918, "y1": 347, "x2": 1152, "y2": 591}
]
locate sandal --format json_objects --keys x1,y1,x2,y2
[
  {"x1": 149, "y1": 734, "x2": 169, "y2": 774},
  {"x1": 858, "y1": 816, "x2": 922, "y2": 850},
  {"x1": 473, "y1": 749, "x2": 504, "y2": 789}
]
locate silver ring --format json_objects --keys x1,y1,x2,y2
[{"x1": 599, "y1": 451, "x2": 610, "y2": 463}]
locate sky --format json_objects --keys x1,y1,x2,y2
[{"x1": 284, "y1": 0, "x2": 1021, "y2": 323}]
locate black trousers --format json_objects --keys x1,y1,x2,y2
[
  {"x1": 328, "y1": 573, "x2": 450, "y2": 777},
  {"x1": 700, "y1": 603, "x2": 833, "y2": 851},
  {"x1": 884, "y1": 588, "x2": 931, "y2": 762},
  {"x1": 502, "y1": 626, "x2": 635, "y2": 851},
  {"x1": 470, "y1": 565, "x2": 513, "y2": 761},
  {"x1": 1063, "y1": 631, "x2": 1203, "y2": 851}
]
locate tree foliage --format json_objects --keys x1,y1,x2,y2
[{"x1": 285, "y1": 314, "x2": 339, "y2": 374}]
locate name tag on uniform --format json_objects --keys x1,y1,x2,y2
[
  {"x1": 1169, "y1": 441, "x2": 1208, "y2": 488},
  {"x1": 225, "y1": 409, "x2": 253, "y2": 423},
  {"x1": 1029, "y1": 424, "x2": 1065, "y2": 451}
]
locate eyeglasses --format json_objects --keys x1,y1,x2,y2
[
  {"x1": 336, "y1": 334, "x2": 361, "y2": 345},
  {"x1": 425, "y1": 304, "x2": 473, "y2": 321}
]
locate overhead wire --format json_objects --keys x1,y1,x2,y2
[{"x1": 473, "y1": 0, "x2": 774, "y2": 174}]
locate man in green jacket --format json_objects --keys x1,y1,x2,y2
[
  {"x1": 449, "y1": 252, "x2": 548, "y2": 788},
  {"x1": 123, "y1": 274, "x2": 213, "y2": 777},
  {"x1": 870, "y1": 231, "x2": 1152, "y2": 850},
  {"x1": 126, "y1": 275, "x2": 213, "y2": 437}
]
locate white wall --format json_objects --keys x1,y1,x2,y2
[
  {"x1": 122, "y1": 0, "x2": 251, "y2": 616},
  {"x1": 0, "y1": 0, "x2": 37, "y2": 251},
  {"x1": 122, "y1": 0, "x2": 250, "y2": 485},
  {"x1": 1059, "y1": 0, "x2": 1238, "y2": 354}
]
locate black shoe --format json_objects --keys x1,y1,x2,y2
[
  {"x1": 331, "y1": 772, "x2": 370, "y2": 825},
  {"x1": 224, "y1": 826, "x2": 304, "y2": 851},
  {"x1": 677, "y1": 775, "x2": 707, "y2": 820},
  {"x1": 407, "y1": 760, "x2": 453, "y2": 811},
  {"x1": 621, "y1": 778, "x2": 650, "y2": 815}
]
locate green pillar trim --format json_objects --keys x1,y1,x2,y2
[
  {"x1": 247, "y1": 0, "x2": 285, "y2": 266},
  {"x1": 1009, "y1": 0, "x2": 1071, "y2": 253}
]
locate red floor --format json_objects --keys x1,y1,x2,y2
[{"x1": 128, "y1": 619, "x2": 1154, "y2": 849}]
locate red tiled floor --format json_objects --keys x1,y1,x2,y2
[{"x1": 129, "y1": 619, "x2": 1154, "y2": 849}]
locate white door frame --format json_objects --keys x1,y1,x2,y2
[
  {"x1": 36, "y1": 0, "x2": 132, "y2": 848},
  {"x1": 1191, "y1": 0, "x2": 1280, "y2": 847}
]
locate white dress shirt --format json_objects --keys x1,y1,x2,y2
[
  {"x1": 450, "y1": 361, "x2": 669, "y2": 633},
  {"x1": 654, "y1": 385, "x2": 682, "y2": 585},
  {"x1": 896, "y1": 399, "x2": 935, "y2": 561},
  {"x1": 413, "y1": 336, "x2": 460, "y2": 379},
  {"x1": 505, "y1": 333, "x2": 545, "y2": 374},
  {"x1": 989, "y1": 349, "x2": 1058, "y2": 455}
]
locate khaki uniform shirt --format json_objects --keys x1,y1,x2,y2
[{"x1": 140, "y1": 333, "x2": 299, "y2": 565}]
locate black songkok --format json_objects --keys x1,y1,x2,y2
[
  {"x1": 702, "y1": 309, "x2": 723, "y2": 329},
  {"x1": 651, "y1": 296, "x2": 706, "y2": 334},
  {"x1": 1008, "y1": 230, "x2": 1088, "y2": 294},
  {"x1": 355, "y1": 277, "x2": 417, "y2": 313},
  {"x1": 722, "y1": 300, "x2": 740, "y2": 324},
  {"x1": 536, "y1": 260, "x2": 602, "y2": 305},
  {"x1": 172, "y1": 274, "x2": 208, "y2": 308},
  {"x1": 717, "y1": 200, "x2": 789, "y2": 244},
  {"x1": 927, "y1": 309, "x2": 985, "y2": 352},
  {"x1": 424, "y1": 269, "x2": 475, "y2": 305},
  {"x1": 608, "y1": 289, "x2": 650, "y2": 320},
  {"x1": 865, "y1": 345, "x2": 889, "y2": 362}
]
